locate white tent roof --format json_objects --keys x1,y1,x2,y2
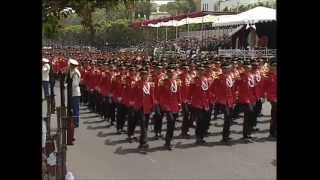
[
  {"x1": 213, "y1": 7, "x2": 276, "y2": 27},
  {"x1": 147, "y1": 15, "x2": 218, "y2": 27}
]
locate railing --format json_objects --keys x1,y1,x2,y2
[{"x1": 218, "y1": 49, "x2": 277, "y2": 58}]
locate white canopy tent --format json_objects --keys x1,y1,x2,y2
[
  {"x1": 147, "y1": 15, "x2": 218, "y2": 28},
  {"x1": 213, "y1": 7, "x2": 276, "y2": 27}
]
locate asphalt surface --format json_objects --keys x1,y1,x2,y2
[{"x1": 43, "y1": 82, "x2": 276, "y2": 180}]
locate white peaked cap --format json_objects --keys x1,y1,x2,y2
[
  {"x1": 42, "y1": 58, "x2": 49, "y2": 63},
  {"x1": 69, "y1": 58, "x2": 79, "y2": 66}
]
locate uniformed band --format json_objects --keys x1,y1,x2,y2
[{"x1": 43, "y1": 48, "x2": 277, "y2": 150}]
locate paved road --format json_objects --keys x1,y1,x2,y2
[{"x1": 43, "y1": 83, "x2": 276, "y2": 180}]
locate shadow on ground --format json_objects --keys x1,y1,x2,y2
[{"x1": 112, "y1": 136, "x2": 276, "y2": 155}]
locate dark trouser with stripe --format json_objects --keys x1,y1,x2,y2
[
  {"x1": 253, "y1": 98, "x2": 263, "y2": 127},
  {"x1": 88, "y1": 90, "x2": 95, "y2": 111},
  {"x1": 232, "y1": 101, "x2": 241, "y2": 119},
  {"x1": 96, "y1": 93, "x2": 103, "y2": 115},
  {"x1": 127, "y1": 107, "x2": 138, "y2": 137},
  {"x1": 213, "y1": 103, "x2": 223, "y2": 119},
  {"x1": 270, "y1": 101, "x2": 277, "y2": 137},
  {"x1": 137, "y1": 108, "x2": 149, "y2": 145},
  {"x1": 189, "y1": 106, "x2": 196, "y2": 126},
  {"x1": 104, "y1": 96, "x2": 115, "y2": 123},
  {"x1": 221, "y1": 104, "x2": 233, "y2": 139},
  {"x1": 153, "y1": 104, "x2": 163, "y2": 136},
  {"x1": 193, "y1": 107, "x2": 208, "y2": 140},
  {"x1": 84, "y1": 87, "x2": 89, "y2": 104},
  {"x1": 181, "y1": 103, "x2": 191, "y2": 135},
  {"x1": 164, "y1": 111, "x2": 178, "y2": 145},
  {"x1": 242, "y1": 103, "x2": 256, "y2": 138},
  {"x1": 116, "y1": 103, "x2": 127, "y2": 131},
  {"x1": 205, "y1": 104, "x2": 214, "y2": 133},
  {"x1": 79, "y1": 84, "x2": 84, "y2": 103}
]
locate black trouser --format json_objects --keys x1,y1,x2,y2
[
  {"x1": 79, "y1": 85, "x2": 85, "y2": 103},
  {"x1": 270, "y1": 101, "x2": 277, "y2": 137},
  {"x1": 255, "y1": 98, "x2": 263, "y2": 115},
  {"x1": 96, "y1": 93, "x2": 103, "y2": 115},
  {"x1": 138, "y1": 108, "x2": 150, "y2": 145},
  {"x1": 253, "y1": 99, "x2": 263, "y2": 127},
  {"x1": 102, "y1": 96, "x2": 108, "y2": 119},
  {"x1": 189, "y1": 106, "x2": 196, "y2": 126},
  {"x1": 104, "y1": 96, "x2": 115, "y2": 123},
  {"x1": 164, "y1": 111, "x2": 177, "y2": 145},
  {"x1": 193, "y1": 107, "x2": 209, "y2": 140},
  {"x1": 213, "y1": 103, "x2": 223, "y2": 119},
  {"x1": 221, "y1": 104, "x2": 233, "y2": 139},
  {"x1": 232, "y1": 101, "x2": 241, "y2": 118},
  {"x1": 116, "y1": 103, "x2": 127, "y2": 131},
  {"x1": 88, "y1": 90, "x2": 95, "y2": 111},
  {"x1": 127, "y1": 107, "x2": 138, "y2": 137},
  {"x1": 242, "y1": 103, "x2": 256, "y2": 138},
  {"x1": 181, "y1": 103, "x2": 191, "y2": 135},
  {"x1": 205, "y1": 104, "x2": 214, "y2": 132},
  {"x1": 153, "y1": 104, "x2": 164, "y2": 135},
  {"x1": 50, "y1": 80, "x2": 55, "y2": 96}
]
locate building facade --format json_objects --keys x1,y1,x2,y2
[
  {"x1": 220, "y1": 0, "x2": 276, "y2": 10},
  {"x1": 201, "y1": 0, "x2": 219, "y2": 11}
]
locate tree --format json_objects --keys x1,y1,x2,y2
[
  {"x1": 161, "y1": 0, "x2": 197, "y2": 16},
  {"x1": 159, "y1": 4, "x2": 168, "y2": 12},
  {"x1": 223, "y1": 7, "x2": 229, "y2": 12}
]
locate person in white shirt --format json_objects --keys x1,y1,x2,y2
[
  {"x1": 69, "y1": 59, "x2": 81, "y2": 127},
  {"x1": 42, "y1": 58, "x2": 50, "y2": 100}
]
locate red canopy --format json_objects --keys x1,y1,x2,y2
[{"x1": 131, "y1": 11, "x2": 206, "y2": 28}]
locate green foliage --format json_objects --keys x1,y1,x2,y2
[{"x1": 159, "y1": 0, "x2": 197, "y2": 16}]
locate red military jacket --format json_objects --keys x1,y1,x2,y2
[
  {"x1": 253, "y1": 69, "x2": 265, "y2": 99},
  {"x1": 99, "y1": 71, "x2": 108, "y2": 96},
  {"x1": 236, "y1": 71, "x2": 257, "y2": 104},
  {"x1": 122, "y1": 76, "x2": 137, "y2": 108},
  {"x1": 93, "y1": 69, "x2": 102, "y2": 92},
  {"x1": 214, "y1": 72, "x2": 236, "y2": 107},
  {"x1": 51, "y1": 57, "x2": 59, "y2": 74},
  {"x1": 113, "y1": 74, "x2": 126, "y2": 104},
  {"x1": 159, "y1": 78, "x2": 181, "y2": 113},
  {"x1": 153, "y1": 72, "x2": 165, "y2": 105},
  {"x1": 132, "y1": 80, "x2": 155, "y2": 113},
  {"x1": 180, "y1": 72, "x2": 191, "y2": 104},
  {"x1": 264, "y1": 72, "x2": 277, "y2": 103},
  {"x1": 87, "y1": 69, "x2": 95, "y2": 90},
  {"x1": 190, "y1": 76, "x2": 210, "y2": 110}
]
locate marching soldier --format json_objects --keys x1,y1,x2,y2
[
  {"x1": 152, "y1": 65, "x2": 165, "y2": 139},
  {"x1": 112, "y1": 66, "x2": 127, "y2": 134},
  {"x1": 236, "y1": 61, "x2": 257, "y2": 142},
  {"x1": 264, "y1": 60, "x2": 277, "y2": 138},
  {"x1": 159, "y1": 66, "x2": 182, "y2": 150},
  {"x1": 213, "y1": 63, "x2": 236, "y2": 143},
  {"x1": 212, "y1": 60, "x2": 223, "y2": 120},
  {"x1": 190, "y1": 66, "x2": 211, "y2": 144},
  {"x1": 179, "y1": 65, "x2": 192, "y2": 138},
  {"x1": 135, "y1": 70, "x2": 155, "y2": 149},
  {"x1": 252, "y1": 60, "x2": 264, "y2": 131}
]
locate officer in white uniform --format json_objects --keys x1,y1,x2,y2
[
  {"x1": 69, "y1": 59, "x2": 81, "y2": 127},
  {"x1": 42, "y1": 58, "x2": 50, "y2": 100}
]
